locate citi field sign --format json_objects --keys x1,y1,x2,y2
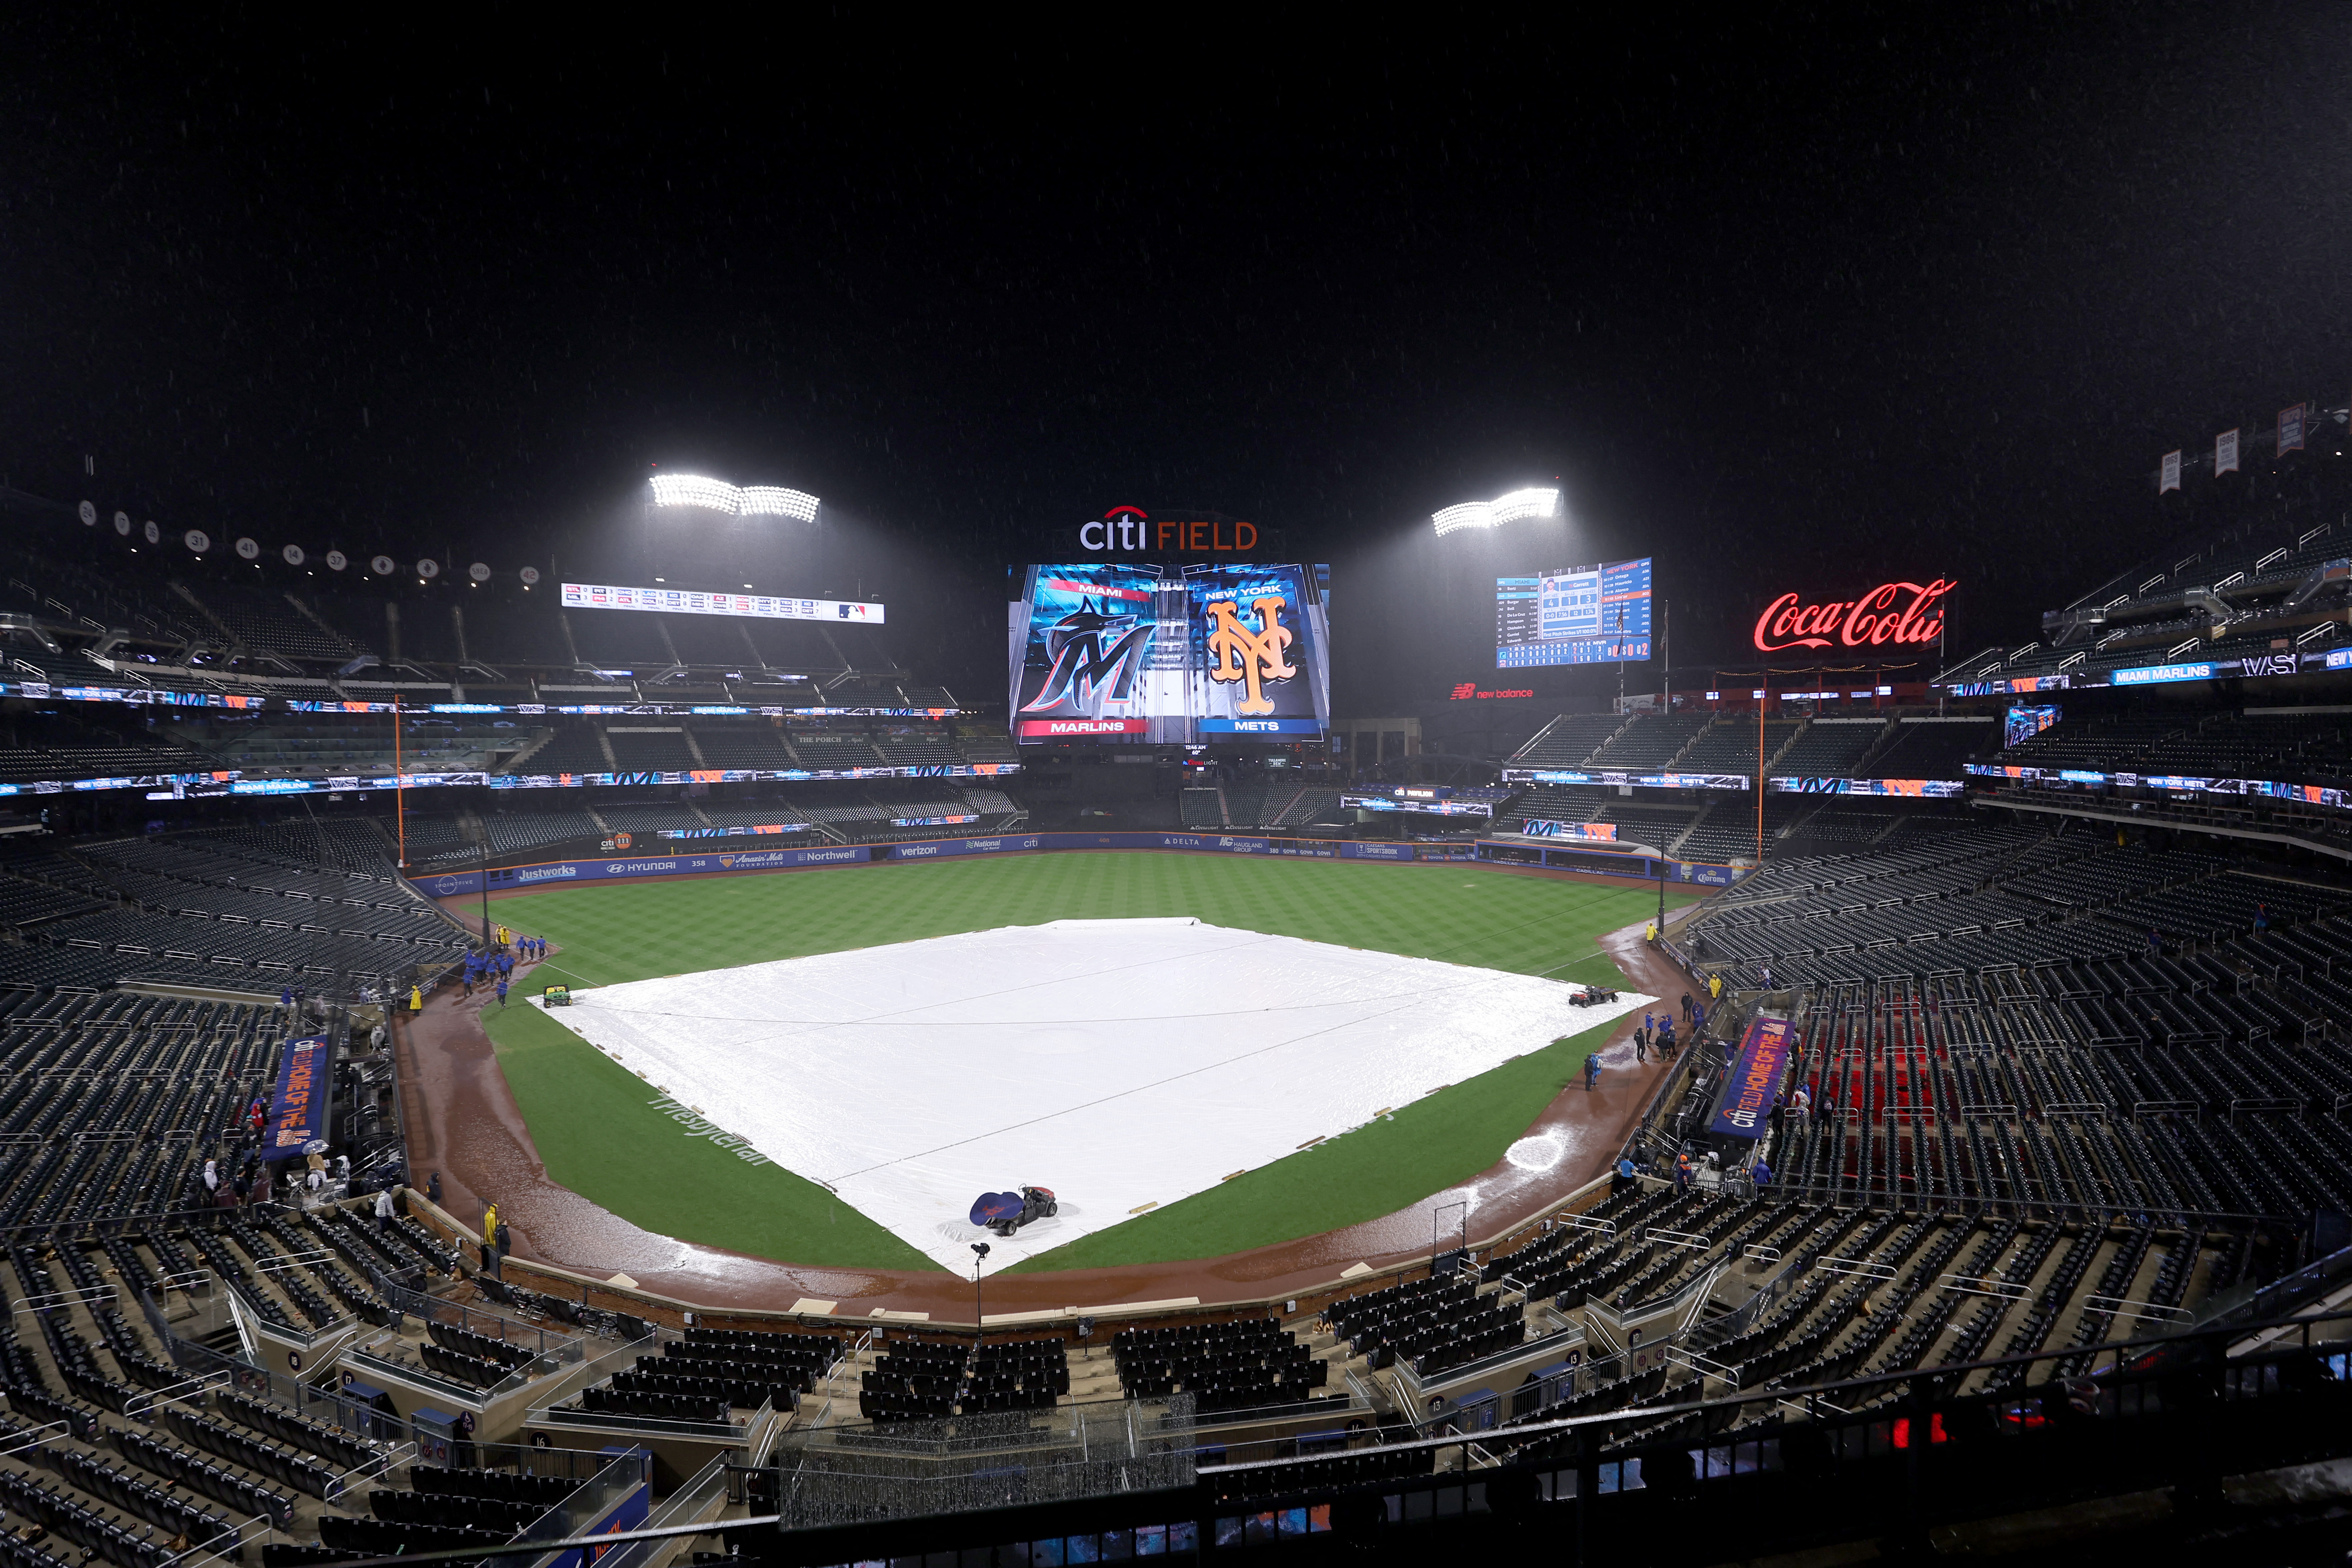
[
  {"x1": 1754, "y1": 578, "x2": 1955, "y2": 653},
  {"x1": 1078, "y1": 506, "x2": 1260, "y2": 554}
]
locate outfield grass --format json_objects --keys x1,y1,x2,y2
[{"x1": 479, "y1": 853, "x2": 1692, "y2": 1273}]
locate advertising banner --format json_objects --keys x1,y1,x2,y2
[
  {"x1": 1502, "y1": 769, "x2": 1750, "y2": 790},
  {"x1": 409, "y1": 831, "x2": 1551, "y2": 899},
  {"x1": 561, "y1": 581, "x2": 884, "y2": 623},
  {"x1": 1340, "y1": 793, "x2": 1495, "y2": 816},
  {"x1": 418, "y1": 844, "x2": 874, "y2": 896},
  {"x1": 890, "y1": 835, "x2": 1043, "y2": 860},
  {"x1": 1474, "y1": 841, "x2": 1749, "y2": 885},
  {"x1": 1765, "y1": 778, "x2": 1965, "y2": 797},
  {"x1": 1708, "y1": 1014, "x2": 1797, "y2": 1140},
  {"x1": 261, "y1": 1036, "x2": 331, "y2": 1161}
]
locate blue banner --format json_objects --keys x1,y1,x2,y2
[
  {"x1": 1473, "y1": 840, "x2": 1749, "y2": 886},
  {"x1": 1709, "y1": 1013, "x2": 1797, "y2": 1140},
  {"x1": 542, "y1": 1482, "x2": 650, "y2": 1568},
  {"x1": 417, "y1": 844, "x2": 874, "y2": 897},
  {"x1": 262, "y1": 1035, "x2": 332, "y2": 1161},
  {"x1": 409, "y1": 831, "x2": 1509, "y2": 896}
]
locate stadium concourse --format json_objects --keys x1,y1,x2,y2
[{"x1": 400, "y1": 870, "x2": 1697, "y2": 1316}]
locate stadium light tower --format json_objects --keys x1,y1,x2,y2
[
  {"x1": 648, "y1": 474, "x2": 820, "y2": 521},
  {"x1": 1431, "y1": 486, "x2": 1560, "y2": 538}
]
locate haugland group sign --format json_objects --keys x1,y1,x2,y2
[{"x1": 1754, "y1": 578, "x2": 1955, "y2": 653}]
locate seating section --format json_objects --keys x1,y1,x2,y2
[
  {"x1": 0, "y1": 833, "x2": 464, "y2": 996},
  {"x1": 0, "y1": 993, "x2": 287, "y2": 1225},
  {"x1": 515, "y1": 727, "x2": 611, "y2": 775},
  {"x1": 860, "y1": 1336, "x2": 1069, "y2": 1424},
  {"x1": 1328, "y1": 1277, "x2": 1523, "y2": 1379},
  {"x1": 566, "y1": 1325, "x2": 844, "y2": 1428},
  {"x1": 1675, "y1": 720, "x2": 1799, "y2": 775},
  {"x1": 1584, "y1": 713, "x2": 1709, "y2": 769},
  {"x1": 604, "y1": 728, "x2": 698, "y2": 771},
  {"x1": 1111, "y1": 1321, "x2": 1323, "y2": 1416},
  {"x1": 1770, "y1": 720, "x2": 1889, "y2": 777},
  {"x1": 1856, "y1": 719, "x2": 1992, "y2": 779},
  {"x1": 1508, "y1": 713, "x2": 1628, "y2": 767},
  {"x1": 1683, "y1": 820, "x2": 2347, "y2": 991}
]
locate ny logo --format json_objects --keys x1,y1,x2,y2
[{"x1": 1205, "y1": 596, "x2": 1296, "y2": 715}]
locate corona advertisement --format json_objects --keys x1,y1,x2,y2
[{"x1": 1007, "y1": 563, "x2": 1332, "y2": 743}]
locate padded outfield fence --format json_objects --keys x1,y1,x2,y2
[{"x1": 402, "y1": 826, "x2": 1747, "y2": 898}]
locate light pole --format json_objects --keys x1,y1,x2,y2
[{"x1": 971, "y1": 1242, "x2": 989, "y2": 1352}]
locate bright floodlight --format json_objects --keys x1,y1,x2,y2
[
  {"x1": 1432, "y1": 486, "x2": 1561, "y2": 538},
  {"x1": 649, "y1": 474, "x2": 820, "y2": 521}
]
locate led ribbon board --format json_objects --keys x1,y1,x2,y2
[{"x1": 562, "y1": 583, "x2": 883, "y2": 623}]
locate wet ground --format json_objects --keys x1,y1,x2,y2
[{"x1": 406, "y1": 861, "x2": 1711, "y2": 1317}]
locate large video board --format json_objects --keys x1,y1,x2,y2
[
  {"x1": 1008, "y1": 564, "x2": 1331, "y2": 744},
  {"x1": 1497, "y1": 558, "x2": 1652, "y2": 668}
]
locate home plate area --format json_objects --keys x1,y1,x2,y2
[{"x1": 535, "y1": 918, "x2": 1650, "y2": 1275}]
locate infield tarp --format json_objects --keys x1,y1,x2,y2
[
  {"x1": 536, "y1": 918, "x2": 1653, "y2": 1275},
  {"x1": 1708, "y1": 1013, "x2": 1797, "y2": 1140}
]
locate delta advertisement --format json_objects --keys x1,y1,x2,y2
[
  {"x1": 1008, "y1": 563, "x2": 1332, "y2": 743},
  {"x1": 1708, "y1": 1013, "x2": 1797, "y2": 1140}
]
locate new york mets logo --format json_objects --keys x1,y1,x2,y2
[{"x1": 1205, "y1": 596, "x2": 1296, "y2": 715}]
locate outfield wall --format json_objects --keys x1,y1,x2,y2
[{"x1": 407, "y1": 829, "x2": 1741, "y2": 899}]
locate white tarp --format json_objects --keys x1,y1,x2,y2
[{"x1": 535, "y1": 919, "x2": 1651, "y2": 1275}]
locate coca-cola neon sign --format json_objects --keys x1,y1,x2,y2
[{"x1": 1754, "y1": 578, "x2": 1955, "y2": 652}]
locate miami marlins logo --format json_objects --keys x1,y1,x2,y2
[
  {"x1": 1205, "y1": 596, "x2": 1296, "y2": 715},
  {"x1": 1022, "y1": 598, "x2": 1152, "y2": 714}
]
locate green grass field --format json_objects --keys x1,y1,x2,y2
[{"x1": 478, "y1": 853, "x2": 1692, "y2": 1274}]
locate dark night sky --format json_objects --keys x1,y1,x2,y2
[{"x1": 5, "y1": 8, "x2": 2350, "y2": 712}]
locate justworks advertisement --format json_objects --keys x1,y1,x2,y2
[{"x1": 1007, "y1": 563, "x2": 1332, "y2": 744}]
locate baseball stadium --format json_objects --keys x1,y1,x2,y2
[{"x1": 8, "y1": 17, "x2": 2352, "y2": 1566}]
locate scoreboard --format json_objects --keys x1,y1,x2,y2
[{"x1": 1497, "y1": 558, "x2": 1653, "y2": 668}]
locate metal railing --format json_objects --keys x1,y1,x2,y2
[{"x1": 588, "y1": 1450, "x2": 732, "y2": 1568}]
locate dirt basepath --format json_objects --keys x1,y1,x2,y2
[{"x1": 398, "y1": 863, "x2": 1711, "y2": 1318}]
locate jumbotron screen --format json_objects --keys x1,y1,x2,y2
[
  {"x1": 1497, "y1": 557, "x2": 1653, "y2": 668},
  {"x1": 1008, "y1": 563, "x2": 1332, "y2": 743}
]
